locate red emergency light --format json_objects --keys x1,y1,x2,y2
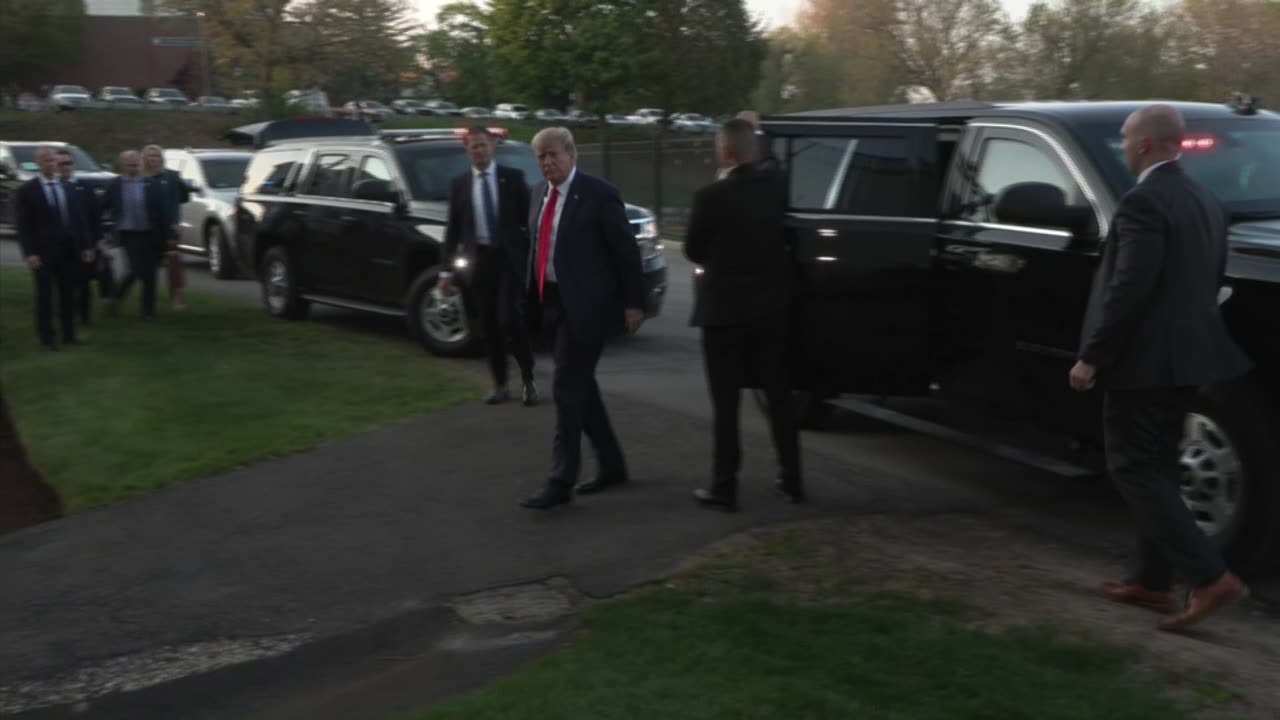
[{"x1": 1181, "y1": 136, "x2": 1216, "y2": 151}]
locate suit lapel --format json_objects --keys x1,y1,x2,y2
[{"x1": 554, "y1": 173, "x2": 583, "y2": 249}]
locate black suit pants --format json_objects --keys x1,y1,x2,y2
[
  {"x1": 545, "y1": 283, "x2": 626, "y2": 490},
  {"x1": 32, "y1": 245, "x2": 77, "y2": 346},
  {"x1": 473, "y1": 245, "x2": 534, "y2": 387},
  {"x1": 1103, "y1": 387, "x2": 1227, "y2": 590},
  {"x1": 701, "y1": 323, "x2": 801, "y2": 496},
  {"x1": 116, "y1": 231, "x2": 159, "y2": 318}
]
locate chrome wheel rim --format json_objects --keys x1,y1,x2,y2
[
  {"x1": 208, "y1": 228, "x2": 222, "y2": 274},
  {"x1": 1179, "y1": 413, "x2": 1244, "y2": 540},
  {"x1": 420, "y1": 286, "x2": 469, "y2": 346},
  {"x1": 266, "y1": 258, "x2": 288, "y2": 313}
]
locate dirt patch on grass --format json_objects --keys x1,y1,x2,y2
[
  {"x1": 667, "y1": 514, "x2": 1280, "y2": 720},
  {"x1": 0, "y1": 389, "x2": 62, "y2": 534}
]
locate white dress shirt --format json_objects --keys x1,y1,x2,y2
[
  {"x1": 538, "y1": 167, "x2": 576, "y2": 283},
  {"x1": 472, "y1": 164, "x2": 499, "y2": 245},
  {"x1": 1137, "y1": 155, "x2": 1181, "y2": 184}
]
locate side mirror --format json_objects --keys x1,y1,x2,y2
[
  {"x1": 993, "y1": 182, "x2": 1096, "y2": 241},
  {"x1": 353, "y1": 178, "x2": 401, "y2": 207},
  {"x1": 0, "y1": 164, "x2": 12, "y2": 179}
]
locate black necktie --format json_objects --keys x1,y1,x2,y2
[{"x1": 47, "y1": 182, "x2": 67, "y2": 227}]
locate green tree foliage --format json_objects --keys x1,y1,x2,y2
[
  {"x1": 418, "y1": 1, "x2": 497, "y2": 106},
  {"x1": 0, "y1": 0, "x2": 87, "y2": 97}
]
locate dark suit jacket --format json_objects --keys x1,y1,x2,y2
[
  {"x1": 685, "y1": 164, "x2": 791, "y2": 327},
  {"x1": 15, "y1": 177, "x2": 93, "y2": 261},
  {"x1": 1078, "y1": 162, "x2": 1252, "y2": 389},
  {"x1": 528, "y1": 170, "x2": 644, "y2": 344},
  {"x1": 443, "y1": 163, "x2": 531, "y2": 281},
  {"x1": 151, "y1": 169, "x2": 186, "y2": 232},
  {"x1": 102, "y1": 175, "x2": 168, "y2": 245}
]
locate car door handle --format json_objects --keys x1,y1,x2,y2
[{"x1": 339, "y1": 214, "x2": 357, "y2": 222}]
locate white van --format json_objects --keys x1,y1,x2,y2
[{"x1": 493, "y1": 103, "x2": 530, "y2": 120}]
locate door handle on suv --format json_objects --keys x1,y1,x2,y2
[{"x1": 339, "y1": 214, "x2": 358, "y2": 222}]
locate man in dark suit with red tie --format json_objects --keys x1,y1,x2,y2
[
  {"x1": 16, "y1": 145, "x2": 94, "y2": 351},
  {"x1": 521, "y1": 127, "x2": 646, "y2": 510},
  {"x1": 438, "y1": 126, "x2": 538, "y2": 406}
]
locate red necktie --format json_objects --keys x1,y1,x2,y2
[{"x1": 536, "y1": 187, "x2": 560, "y2": 299}]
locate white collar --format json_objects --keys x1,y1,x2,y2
[
  {"x1": 552, "y1": 167, "x2": 576, "y2": 195},
  {"x1": 473, "y1": 164, "x2": 494, "y2": 178},
  {"x1": 1138, "y1": 156, "x2": 1180, "y2": 184}
]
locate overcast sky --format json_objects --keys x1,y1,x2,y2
[{"x1": 413, "y1": 0, "x2": 1039, "y2": 28}]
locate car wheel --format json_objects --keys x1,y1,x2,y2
[
  {"x1": 406, "y1": 268, "x2": 478, "y2": 356},
  {"x1": 753, "y1": 389, "x2": 832, "y2": 430},
  {"x1": 260, "y1": 246, "x2": 310, "y2": 320},
  {"x1": 1180, "y1": 379, "x2": 1280, "y2": 573},
  {"x1": 206, "y1": 223, "x2": 235, "y2": 280}
]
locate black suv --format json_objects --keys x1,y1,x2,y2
[
  {"x1": 233, "y1": 130, "x2": 668, "y2": 355},
  {"x1": 761, "y1": 98, "x2": 1280, "y2": 570}
]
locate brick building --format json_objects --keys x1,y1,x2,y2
[{"x1": 59, "y1": 0, "x2": 207, "y2": 97}]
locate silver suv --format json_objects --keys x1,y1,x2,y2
[{"x1": 164, "y1": 148, "x2": 253, "y2": 278}]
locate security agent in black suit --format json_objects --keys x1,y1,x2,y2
[
  {"x1": 56, "y1": 149, "x2": 101, "y2": 326},
  {"x1": 520, "y1": 127, "x2": 646, "y2": 510},
  {"x1": 438, "y1": 126, "x2": 538, "y2": 406},
  {"x1": 102, "y1": 150, "x2": 168, "y2": 319},
  {"x1": 686, "y1": 119, "x2": 802, "y2": 511},
  {"x1": 16, "y1": 145, "x2": 95, "y2": 350},
  {"x1": 1070, "y1": 104, "x2": 1253, "y2": 632}
]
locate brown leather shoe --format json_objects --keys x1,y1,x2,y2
[
  {"x1": 1158, "y1": 572, "x2": 1247, "y2": 632},
  {"x1": 1101, "y1": 581, "x2": 1174, "y2": 614}
]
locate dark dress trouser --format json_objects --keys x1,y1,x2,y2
[
  {"x1": 1103, "y1": 387, "x2": 1227, "y2": 590},
  {"x1": 32, "y1": 241, "x2": 77, "y2": 346},
  {"x1": 544, "y1": 282, "x2": 626, "y2": 491},
  {"x1": 116, "y1": 230, "x2": 159, "y2": 318},
  {"x1": 701, "y1": 321, "x2": 801, "y2": 496},
  {"x1": 473, "y1": 244, "x2": 534, "y2": 387}
]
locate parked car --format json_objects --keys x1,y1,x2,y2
[
  {"x1": 233, "y1": 129, "x2": 667, "y2": 356},
  {"x1": 283, "y1": 88, "x2": 332, "y2": 115},
  {"x1": 460, "y1": 106, "x2": 491, "y2": 119},
  {"x1": 0, "y1": 141, "x2": 115, "y2": 230},
  {"x1": 423, "y1": 100, "x2": 463, "y2": 117},
  {"x1": 163, "y1": 148, "x2": 253, "y2": 278},
  {"x1": 99, "y1": 86, "x2": 143, "y2": 105},
  {"x1": 606, "y1": 113, "x2": 637, "y2": 126},
  {"x1": 534, "y1": 108, "x2": 564, "y2": 122},
  {"x1": 195, "y1": 96, "x2": 237, "y2": 112},
  {"x1": 48, "y1": 85, "x2": 91, "y2": 110},
  {"x1": 145, "y1": 88, "x2": 189, "y2": 105},
  {"x1": 230, "y1": 97, "x2": 260, "y2": 110},
  {"x1": 391, "y1": 99, "x2": 430, "y2": 115},
  {"x1": 493, "y1": 103, "x2": 530, "y2": 120},
  {"x1": 760, "y1": 97, "x2": 1280, "y2": 570},
  {"x1": 343, "y1": 99, "x2": 394, "y2": 123},
  {"x1": 564, "y1": 110, "x2": 601, "y2": 125},
  {"x1": 629, "y1": 108, "x2": 667, "y2": 124},
  {"x1": 670, "y1": 112, "x2": 716, "y2": 133}
]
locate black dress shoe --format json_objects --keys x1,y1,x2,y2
[
  {"x1": 775, "y1": 479, "x2": 806, "y2": 504},
  {"x1": 693, "y1": 488, "x2": 738, "y2": 512},
  {"x1": 576, "y1": 472, "x2": 628, "y2": 495},
  {"x1": 521, "y1": 487, "x2": 572, "y2": 510},
  {"x1": 522, "y1": 380, "x2": 540, "y2": 407},
  {"x1": 484, "y1": 387, "x2": 511, "y2": 405}
]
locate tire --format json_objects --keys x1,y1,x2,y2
[
  {"x1": 406, "y1": 267, "x2": 479, "y2": 357},
  {"x1": 753, "y1": 389, "x2": 832, "y2": 430},
  {"x1": 260, "y1": 246, "x2": 310, "y2": 320},
  {"x1": 206, "y1": 223, "x2": 235, "y2": 280},
  {"x1": 1181, "y1": 379, "x2": 1280, "y2": 574}
]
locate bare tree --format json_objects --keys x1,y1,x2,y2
[{"x1": 890, "y1": 0, "x2": 1010, "y2": 101}]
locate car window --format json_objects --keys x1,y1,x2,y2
[
  {"x1": 966, "y1": 137, "x2": 1083, "y2": 224},
  {"x1": 396, "y1": 143, "x2": 538, "y2": 202},
  {"x1": 360, "y1": 156, "x2": 393, "y2": 184},
  {"x1": 243, "y1": 148, "x2": 305, "y2": 195},
  {"x1": 788, "y1": 136, "x2": 915, "y2": 216},
  {"x1": 201, "y1": 158, "x2": 251, "y2": 190},
  {"x1": 305, "y1": 154, "x2": 355, "y2": 198}
]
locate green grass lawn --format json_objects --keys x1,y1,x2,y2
[
  {"x1": 0, "y1": 267, "x2": 479, "y2": 512},
  {"x1": 405, "y1": 590, "x2": 1188, "y2": 720}
]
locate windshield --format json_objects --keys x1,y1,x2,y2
[
  {"x1": 1083, "y1": 117, "x2": 1280, "y2": 218},
  {"x1": 200, "y1": 157, "x2": 251, "y2": 189},
  {"x1": 11, "y1": 145, "x2": 100, "y2": 173},
  {"x1": 156, "y1": 89, "x2": 184, "y2": 98},
  {"x1": 105, "y1": 88, "x2": 131, "y2": 95},
  {"x1": 400, "y1": 100, "x2": 424, "y2": 106},
  {"x1": 397, "y1": 143, "x2": 542, "y2": 202},
  {"x1": 54, "y1": 86, "x2": 88, "y2": 94},
  {"x1": 365, "y1": 101, "x2": 387, "y2": 108}
]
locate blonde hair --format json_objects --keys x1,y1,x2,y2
[{"x1": 531, "y1": 127, "x2": 577, "y2": 159}]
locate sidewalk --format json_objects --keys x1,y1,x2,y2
[{"x1": 0, "y1": 386, "x2": 1010, "y2": 715}]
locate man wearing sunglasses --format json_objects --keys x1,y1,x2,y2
[{"x1": 56, "y1": 149, "x2": 101, "y2": 327}]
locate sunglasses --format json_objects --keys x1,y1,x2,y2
[{"x1": 58, "y1": 161, "x2": 74, "y2": 167}]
